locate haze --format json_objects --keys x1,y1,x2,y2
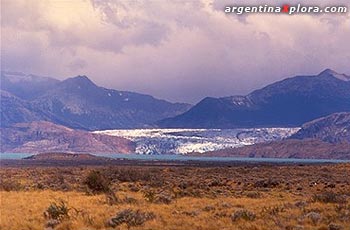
[{"x1": 1, "y1": 0, "x2": 350, "y2": 103}]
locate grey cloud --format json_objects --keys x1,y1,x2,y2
[
  {"x1": 1, "y1": 0, "x2": 350, "y2": 103},
  {"x1": 68, "y1": 59, "x2": 87, "y2": 71}
]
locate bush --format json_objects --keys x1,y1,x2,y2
[
  {"x1": 105, "y1": 190, "x2": 119, "y2": 205},
  {"x1": 254, "y1": 179, "x2": 280, "y2": 188},
  {"x1": 312, "y1": 192, "x2": 346, "y2": 204},
  {"x1": 123, "y1": 196, "x2": 138, "y2": 204},
  {"x1": 328, "y1": 223, "x2": 343, "y2": 230},
  {"x1": 107, "y1": 209, "x2": 155, "y2": 228},
  {"x1": 143, "y1": 188, "x2": 156, "y2": 203},
  {"x1": 142, "y1": 189, "x2": 173, "y2": 204},
  {"x1": 0, "y1": 179, "x2": 22, "y2": 191},
  {"x1": 44, "y1": 200, "x2": 70, "y2": 221},
  {"x1": 305, "y1": 211, "x2": 321, "y2": 225},
  {"x1": 154, "y1": 192, "x2": 173, "y2": 204},
  {"x1": 246, "y1": 191, "x2": 261, "y2": 199},
  {"x1": 203, "y1": 205, "x2": 215, "y2": 212},
  {"x1": 84, "y1": 170, "x2": 111, "y2": 194},
  {"x1": 231, "y1": 209, "x2": 256, "y2": 222},
  {"x1": 261, "y1": 205, "x2": 286, "y2": 216}
]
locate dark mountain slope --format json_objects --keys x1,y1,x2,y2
[
  {"x1": 1, "y1": 71, "x2": 59, "y2": 100},
  {"x1": 0, "y1": 90, "x2": 49, "y2": 126},
  {"x1": 1, "y1": 73, "x2": 191, "y2": 130},
  {"x1": 32, "y1": 75, "x2": 191, "y2": 130},
  {"x1": 159, "y1": 69, "x2": 350, "y2": 128},
  {"x1": 290, "y1": 112, "x2": 350, "y2": 143},
  {"x1": 199, "y1": 112, "x2": 350, "y2": 159}
]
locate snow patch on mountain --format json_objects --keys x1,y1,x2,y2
[{"x1": 2, "y1": 71, "x2": 55, "y2": 83}]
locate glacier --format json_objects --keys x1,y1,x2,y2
[{"x1": 94, "y1": 128, "x2": 300, "y2": 155}]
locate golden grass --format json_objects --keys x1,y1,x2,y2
[
  {"x1": 1, "y1": 164, "x2": 349, "y2": 230},
  {"x1": 1, "y1": 190, "x2": 349, "y2": 230}
]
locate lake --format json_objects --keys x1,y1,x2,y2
[{"x1": 1, "y1": 152, "x2": 349, "y2": 164}]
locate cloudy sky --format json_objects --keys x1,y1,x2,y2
[{"x1": 1, "y1": 0, "x2": 350, "y2": 103}]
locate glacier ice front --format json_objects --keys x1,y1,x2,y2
[{"x1": 94, "y1": 128, "x2": 299, "y2": 155}]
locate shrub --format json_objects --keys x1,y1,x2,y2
[
  {"x1": 231, "y1": 209, "x2": 256, "y2": 222},
  {"x1": 305, "y1": 211, "x2": 321, "y2": 225},
  {"x1": 123, "y1": 196, "x2": 138, "y2": 204},
  {"x1": 294, "y1": 200, "x2": 308, "y2": 208},
  {"x1": 0, "y1": 179, "x2": 22, "y2": 191},
  {"x1": 105, "y1": 190, "x2": 119, "y2": 205},
  {"x1": 45, "y1": 219, "x2": 61, "y2": 229},
  {"x1": 182, "y1": 210, "x2": 200, "y2": 217},
  {"x1": 84, "y1": 170, "x2": 111, "y2": 194},
  {"x1": 246, "y1": 191, "x2": 261, "y2": 199},
  {"x1": 44, "y1": 200, "x2": 70, "y2": 221},
  {"x1": 312, "y1": 192, "x2": 346, "y2": 204},
  {"x1": 143, "y1": 188, "x2": 156, "y2": 203},
  {"x1": 261, "y1": 205, "x2": 286, "y2": 216},
  {"x1": 154, "y1": 191, "x2": 173, "y2": 204},
  {"x1": 203, "y1": 205, "x2": 215, "y2": 212},
  {"x1": 328, "y1": 223, "x2": 343, "y2": 230},
  {"x1": 107, "y1": 209, "x2": 155, "y2": 228},
  {"x1": 254, "y1": 179, "x2": 280, "y2": 188},
  {"x1": 142, "y1": 189, "x2": 173, "y2": 204}
]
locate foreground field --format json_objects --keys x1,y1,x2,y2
[{"x1": 1, "y1": 163, "x2": 350, "y2": 230}]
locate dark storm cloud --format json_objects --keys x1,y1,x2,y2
[{"x1": 1, "y1": 0, "x2": 350, "y2": 103}]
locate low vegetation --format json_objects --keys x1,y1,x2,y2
[{"x1": 0, "y1": 164, "x2": 349, "y2": 230}]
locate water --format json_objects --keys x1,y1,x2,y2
[
  {"x1": 0, "y1": 153, "x2": 33, "y2": 160},
  {"x1": 1, "y1": 152, "x2": 349, "y2": 164},
  {"x1": 95, "y1": 153, "x2": 349, "y2": 164}
]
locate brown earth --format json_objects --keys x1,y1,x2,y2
[{"x1": 0, "y1": 121, "x2": 135, "y2": 153}]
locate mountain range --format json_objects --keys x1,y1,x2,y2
[
  {"x1": 201, "y1": 112, "x2": 350, "y2": 159},
  {"x1": 158, "y1": 69, "x2": 350, "y2": 128},
  {"x1": 1, "y1": 68, "x2": 350, "y2": 157},
  {"x1": 201, "y1": 139, "x2": 350, "y2": 160},
  {"x1": 2, "y1": 113, "x2": 349, "y2": 157},
  {"x1": 1, "y1": 71, "x2": 191, "y2": 130},
  {"x1": 2, "y1": 69, "x2": 349, "y2": 130},
  {"x1": 290, "y1": 112, "x2": 350, "y2": 143}
]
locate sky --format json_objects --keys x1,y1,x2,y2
[{"x1": 1, "y1": 0, "x2": 350, "y2": 103}]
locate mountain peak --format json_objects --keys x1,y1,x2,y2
[
  {"x1": 319, "y1": 68, "x2": 337, "y2": 75},
  {"x1": 318, "y1": 69, "x2": 350, "y2": 81},
  {"x1": 70, "y1": 75, "x2": 92, "y2": 82},
  {"x1": 61, "y1": 75, "x2": 97, "y2": 88},
  {"x1": 159, "y1": 69, "x2": 350, "y2": 128}
]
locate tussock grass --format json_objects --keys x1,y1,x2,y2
[{"x1": 0, "y1": 164, "x2": 349, "y2": 230}]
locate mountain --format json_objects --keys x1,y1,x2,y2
[
  {"x1": 0, "y1": 90, "x2": 49, "y2": 126},
  {"x1": 31, "y1": 75, "x2": 191, "y2": 130},
  {"x1": 200, "y1": 139, "x2": 350, "y2": 160},
  {"x1": 1, "y1": 71, "x2": 59, "y2": 100},
  {"x1": 0, "y1": 73, "x2": 191, "y2": 130},
  {"x1": 0, "y1": 121, "x2": 135, "y2": 153},
  {"x1": 199, "y1": 112, "x2": 350, "y2": 159},
  {"x1": 290, "y1": 112, "x2": 350, "y2": 143},
  {"x1": 158, "y1": 69, "x2": 350, "y2": 128}
]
